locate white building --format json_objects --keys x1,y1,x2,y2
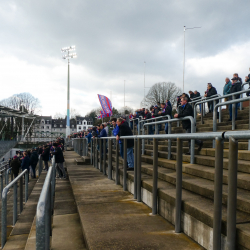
[{"x1": 76, "y1": 116, "x2": 93, "y2": 132}]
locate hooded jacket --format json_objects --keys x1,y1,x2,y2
[
  {"x1": 118, "y1": 121, "x2": 134, "y2": 148},
  {"x1": 178, "y1": 103, "x2": 194, "y2": 130}
]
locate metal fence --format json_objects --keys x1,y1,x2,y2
[
  {"x1": 1, "y1": 169, "x2": 29, "y2": 248},
  {"x1": 36, "y1": 156, "x2": 56, "y2": 250},
  {"x1": 79, "y1": 129, "x2": 250, "y2": 250}
]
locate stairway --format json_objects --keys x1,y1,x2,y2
[{"x1": 98, "y1": 107, "x2": 250, "y2": 250}]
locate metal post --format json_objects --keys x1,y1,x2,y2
[
  {"x1": 108, "y1": 139, "x2": 112, "y2": 179},
  {"x1": 133, "y1": 120, "x2": 135, "y2": 135},
  {"x1": 90, "y1": 139, "x2": 93, "y2": 165},
  {"x1": 20, "y1": 176, "x2": 23, "y2": 213},
  {"x1": 99, "y1": 139, "x2": 103, "y2": 172},
  {"x1": 134, "y1": 138, "x2": 137, "y2": 199},
  {"x1": 201, "y1": 103, "x2": 204, "y2": 124},
  {"x1": 25, "y1": 171, "x2": 28, "y2": 202},
  {"x1": 168, "y1": 123, "x2": 171, "y2": 160},
  {"x1": 142, "y1": 127, "x2": 145, "y2": 155},
  {"x1": 232, "y1": 96, "x2": 236, "y2": 130},
  {"x1": 219, "y1": 99, "x2": 222, "y2": 123},
  {"x1": 137, "y1": 139, "x2": 142, "y2": 202},
  {"x1": 138, "y1": 121, "x2": 140, "y2": 135},
  {"x1": 1, "y1": 192, "x2": 7, "y2": 248},
  {"x1": 103, "y1": 139, "x2": 106, "y2": 175},
  {"x1": 152, "y1": 138, "x2": 158, "y2": 215},
  {"x1": 13, "y1": 182, "x2": 17, "y2": 225},
  {"x1": 213, "y1": 137, "x2": 224, "y2": 250},
  {"x1": 190, "y1": 124, "x2": 195, "y2": 164},
  {"x1": 123, "y1": 139, "x2": 127, "y2": 191},
  {"x1": 175, "y1": 138, "x2": 183, "y2": 233},
  {"x1": 95, "y1": 138, "x2": 98, "y2": 169},
  {"x1": 226, "y1": 137, "x2": 238, "y2": 250},
  {"x1": 115, "y1": 140, "x2": 120, "y2": 185}
]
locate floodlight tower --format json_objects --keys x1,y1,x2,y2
[{"x1": 61, "y1": 45, "x2": 77, "y2": 137}]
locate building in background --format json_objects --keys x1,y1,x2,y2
[{"x1": 76, "y1": 116, "x2": 93, "y2": 132}]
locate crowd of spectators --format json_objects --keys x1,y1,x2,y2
[
  {"x1": 8, "y1": 137, "x2": 66, "y2": 181},
  {"x1": 66, "y1": 70, "x2": 250, "y2": 162}
]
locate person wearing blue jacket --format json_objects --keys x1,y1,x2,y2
[
  {"x1": 95, "y1": 124, "x2": 107, "y2": 158},
  {"x1": 86, "y1": 131, "x2": 92, "y2": 144},
  {"x1": 21, "y1": 152, "x2": 30, "y2": 181},
  {"x1": 223, "y1": 77, "x2": 232, "y2": 110},
  {"x1": 111, "y1": 118, "x2": 125, "y2": 159}
]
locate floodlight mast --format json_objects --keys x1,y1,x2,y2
[{"x1": 61, "y1": 45, "x2": 77, "y2": 137}]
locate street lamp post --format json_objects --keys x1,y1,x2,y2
[
  {"x1": 61, "y1": 45, "x2": 77, "y2": 137},
  {"x1": 183, "y1": 26, "x2": 201, "y2": 93}
]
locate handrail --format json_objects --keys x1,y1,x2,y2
[
  {"x1": 194, "y1": 88, "x2": 250, "y2": 123},
  {"x1": 213, "y1": 96, "x2": 250, "y2": 132},
  {"x1": 143, "y1": 116, "x2": 195, "y2": 163},
  {"x1": 36, "y1": 156, "x2": 56, "y2": 250},
  {"x1": 1, "y1": 169, "x2": 29, "y2": 248},
  {"x1": 189, "y1": 94, "x2": 220, "y2": 104}
]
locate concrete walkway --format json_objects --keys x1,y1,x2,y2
[{"x1": 64, "y1": 151, "x2": 204, "y2": 250}]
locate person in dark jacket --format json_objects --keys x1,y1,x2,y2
[
  {"x1": 158, "y1": 103, "x2": 171, "y2": 134},
  {"x1": 189, "y1": 91, "x2": 195, "y2": 100},
  {"x1": 174, "y1": 97, "x2": 203, "y2": 155},
  {"x1": 193, "y1": 90, "x2": 201, "y2": 113},
  {"x1": 116, "y1": 118, "x2": 134, "y2": 170},
  {"x1": 30, "y1": 150, "x2": 39, "y2": 178},
  {"x1": 52, "y1": 143, "x2": 66, "y2": 179},
  {"x1": 228, "y1": 77, "x2": 242, "y2": 121},
  {"x1": 143, "y1": 109, "x2": 153, "y2": 135},
  {"x1": 21, "y1": 152, "x2": 30, "y2": 181},
  {"x1": 11, "y1": 155, "x2": 21, "y2": 178},
  {"x1": 204, "y1": 83, "x2": 217, "y2": 113},
  {"x1": 41, "y1": 145, "x2": 50, "y2": 171}
]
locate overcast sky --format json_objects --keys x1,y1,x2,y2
[{"x1": 1, "y1": 0, "x2": 250, "y2": 117}]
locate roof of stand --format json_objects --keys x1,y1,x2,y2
[{"x1": 0, "y1": 105, "x2": 39, "y2": 119}]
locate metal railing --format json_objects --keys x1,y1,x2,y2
[
  {"x1": 213, "y1": 96, "x2": 250, "y2": 132},
  {"x1": 143, "y1": 116, "x2": 196, "y2": 163},
  {"x1": 36, "y1": 156, "x2": 56, "y2": 250},
  {"x1": 193, "y1": 88, "x2": 250, "y2": 124},
  {"x1": 1, "y1": 169, "x2": 29, "y2": 248},
  {"x1": 77, "y1": 129, "x2": 250, "y2": 250}
]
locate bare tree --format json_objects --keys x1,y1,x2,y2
[
  {"x1": 141, "y1": 82, "x2": 182, "y2": 108},
  {"x1": 0, "y1": 92, "x2": 41, "y2": 114},
  {"x1": 118, "y1": 106, "x2": 133, "y2": 115}
]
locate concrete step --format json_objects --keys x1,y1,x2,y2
[
  {"x1": 64, "y1": 151, "x2": 204, "y2": 250},
  {"x1": 143, "y1": 149, "x2": 250, "y2": 174},
  {"x1": 107, "y1": 161, "x2": 250, "y2": 250},
  {"x1": 139, "y1": 163, "x2": 250, "y2": 214}
]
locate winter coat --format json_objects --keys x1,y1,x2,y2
[
  {"x1": 118, "y1": 121, "x2": 134, "y2": 148},
  {"x1": 145, "y1": 112, "x2": 152, "y2": 120},
  {"x1": 21, "y1": 156, "x2": 30, "y2": 171},
  {"x1": 41, "y1": 147, "x2": 50, "y2": 162},
  {"x1": 86, "y1": 133, "x2": 92, "y2": 144},
  {"x1": 223, "y1": 81, "x2": 232, "y2": 95},
  {"x1": 193, "y1": 92, "x2": 201, "y2": 98},
  {"x1": 112, "y1": 125, "x2": 119, "y2": 136},
  {"x1": 206, "y1": 86, "x2": 217, "y2": 98},
  {"x1": 30, "y1": 151, "x2": 39, "y2": 166},
  {"x1": 178, "y1": 103, "x2": 194, "y2": 130},
  {"x1": 229, "y1": 81, "x2": 241, "y2": 100},
  {"x1": 98, "y1": 128, "x2": 107, "y2": 138},
  {"x1": 11, "y1": 158, "x2": 21, "y2": 175},
  {"x1": 52, "y1": 147, "x2": 64, "y2": 163}
]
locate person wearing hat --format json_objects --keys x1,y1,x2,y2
[
  {"x1": 11, "y1": 156, "x2": 21, "y2": 179},
  {"x1": 228, "y1": 77, "x2": 241, "y2": 121}
]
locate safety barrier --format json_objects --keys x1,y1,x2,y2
[
  {"x1": 193, "y1": 88, "x2": 250, "y2": 124},
  {"x1": 36, "y1": 156, "x2": 56, "y2": 250},
  {"x1": 1, "y1": 169, "x2": 29, "y2": 248}
]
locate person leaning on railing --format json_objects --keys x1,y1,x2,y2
[
  {"x1": 116, "y1": 118, "x2": 134, "y2": 171},
  {"x1": 174, "y1": 96, "x2": 203, "y2": 155},
  {"x1": 204, "y1": 83, "x2": 218, "y2": 113}
]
